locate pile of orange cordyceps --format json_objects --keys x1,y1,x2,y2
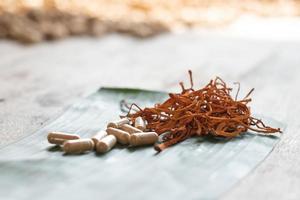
[{"x1": 128, "y1": 71, "x2": 281, "y2": 151}]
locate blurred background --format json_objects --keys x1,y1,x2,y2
[{"x1": 1, "y1": 0, "x2": 300, "y2": 42}]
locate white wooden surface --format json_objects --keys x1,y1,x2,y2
[{"x1": 0, "y1": 30, "x2": 300, "y2": 199}]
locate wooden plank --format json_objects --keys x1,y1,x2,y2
[
  {"x1": 224, "y1": 41, "x2": 300, "y2": 200},
  {"x1": 0, "y1": 33, "x2": 299, "y2": 199}
]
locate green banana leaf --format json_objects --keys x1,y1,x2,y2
[{"x1": 0, "y1": 88, "x2": 284, "y2": 200}]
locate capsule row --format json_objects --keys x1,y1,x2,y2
[
  {"x1": 47, "y1": 131, "x2": 111, "y2": 154},
  {"x1": 107, "y1": 117, "x2": 146, "y2": 131},
  {"x1": 47, "y1": 117, "x2": 158, "y2": 154},
  {"x1": 105, "y1": 117, "x2": 157, "y2": 146}
]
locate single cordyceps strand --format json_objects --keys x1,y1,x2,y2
[{"x1": 127, "y1": 70, "x2": 281, "y2": 151}]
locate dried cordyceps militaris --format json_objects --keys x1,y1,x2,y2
[{"x1": 127, "y1": 71, "x2": 281, "y2": 152}]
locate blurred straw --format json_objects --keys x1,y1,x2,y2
[{"x1": 0, "y1": 0, "x2": 299, "y2": 43}]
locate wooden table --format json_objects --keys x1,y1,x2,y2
[{"x1": 0, "y1": 31, "x2": 299, "y2": 199}]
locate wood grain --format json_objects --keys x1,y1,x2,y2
[{"x1": 0, "y1": 32, "x2": 299, "y2": 199}]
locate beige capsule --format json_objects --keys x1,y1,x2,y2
[
  {"x1": 106, "y1": 127, "x2": 130, "y2": 145},
  {"x1": 47, "y1": 132, "x2": 80, "y2": 145},
  {"x1": 63, "y1": 139, "x2": 94, "y2": 154},
  {"x1": 107, "y1": 118, "x2": 130, "y2": 128},
  {"x1": 91, "y1": 130, "x2": 107, "y2": 146},
  {"x1": 130, "y1": 132, "x2": 159, "y2": 146},
  {"x1": 134, "y1": 117, "x2": 146, "y2": 131},
  {"x1": 96, "y1": 135, "x2": 117, "y2": 153},
  {"x1": 120, "y1": 124, "x2": 142, "y2": 134}
]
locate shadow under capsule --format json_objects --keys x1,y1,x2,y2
[
  {"x1": 94, "y1": 143, "x2": 130, "y2": 157},
  {"x1": 46, "y1": 145, "x2": 63, "y2": 152}
]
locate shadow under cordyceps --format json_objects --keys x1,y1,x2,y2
[{"x1": 193, "y1": 132, "x2": 279, "y2": 144}]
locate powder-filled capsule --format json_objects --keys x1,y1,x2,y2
[
  {"x1": 106, "y1": 127, "x2": 130, "y2": 145},
  {"x1": 63, "y1": 139, "x2": 94, "y2": 154},
  {"x1": 47, "y1": 132, "x2": 80, "y2": 145},
  {"x1": 91, "y1": 130, "x2": 107, "y2": 146},
  {"x1": 120, "y1": 124, "x2": 142, "y2": 134},
  {"x1": 96, "y1": 135, "x2": 117, "y2": 153},
  {"x1": 130, "y1": 132, "x2": 158, "y2": 146},
  {"x1": 134, "y1": 117, "x2": 146, "y2": 131},
  {"x1": 107, "y1": 118, "x2": 130, "y2": 128}
]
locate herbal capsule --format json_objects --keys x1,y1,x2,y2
[
  {"x1": 63, "y1": 139, "x2": 94, "y2": 154},
  {"x1": 107, "y1": 118, "x2": 130, "y2": 128},
  {"x1": 91, "y1": 130, "x2": 107, "y2": 146},
  {"x1": 96, "y1": 135, "x2": 117, "y2": 153},
  {"x1": 134, "y1": 117, "x2": 146, "y2": 131},
  {"x1": 130, "y1": 132, "x2": 159, "y2": 146},
  {"x1": 120, "y1": 124, "x2": 142, "y2": 134},
  {"x1": 47, "y1": 132, "x2": 80, "y2": 145},
  {"x1": 106, "y1": 127, "x2": 130, "y2": 145}
]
